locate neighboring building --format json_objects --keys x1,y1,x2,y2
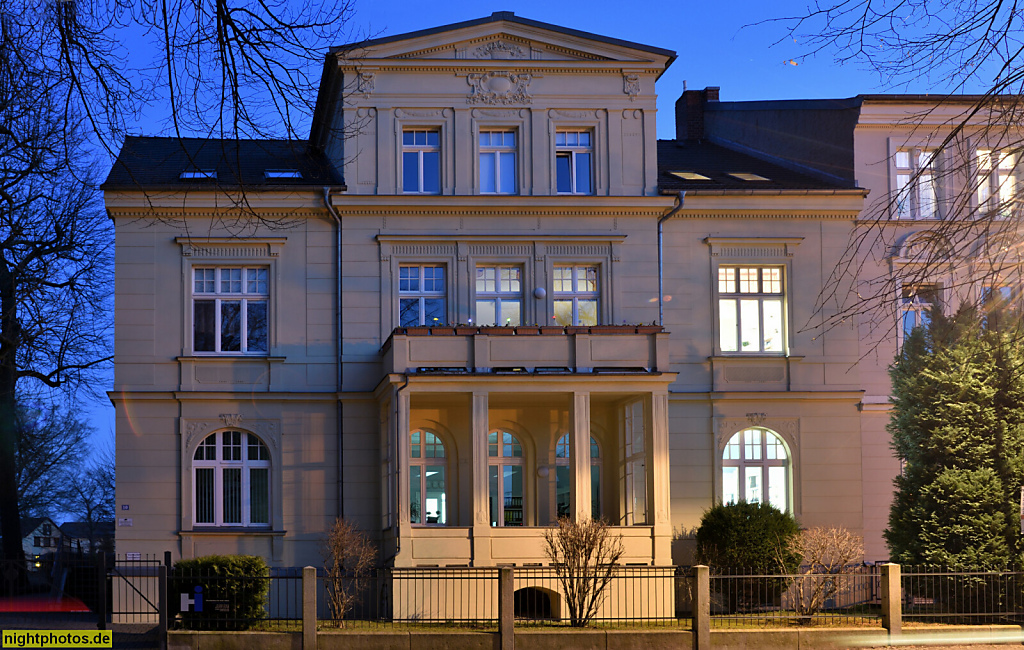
[
  {"x1": 106, "y1": 13, "x2": 886, "y2": 571},
  {"x1": 679, "y1": 89, "x2": 1021, "y2": 559},
  {"x1": 18, "y1": 517, "x2": 63, "y2": 565},
  {"x1": 60, "y1": 521, "x2": 115, "y2": 555}
]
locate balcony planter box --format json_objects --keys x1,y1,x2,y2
[
  {"x1": 539, "y1": 326, "x2": 565, "y2": 335},
  {"x1": 636, "y1": 325, "x2": 663, "y2": 334},
  {"x1": 428, "y1": 327, "x2": 456, "y2": 336},
  {"x1": 564, "y1": 326, "x2": 588, "y2": 336},
  {"x1": 454, "y1": 326, "x2": 478, "y2": 336},
  {"x1": 405, "y1": 326, "x2": 431, "y2": 336},
  {"x1": 590, "y1": 325, "x2": 630, "y2": 335},
  {"x1": 481, "y1": 326, "x2": 516, "y2": 336},
  {"x1": 515, "y1": 326, "x2": 541, "y2": 335}
]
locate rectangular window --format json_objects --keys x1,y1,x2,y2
[
  {"x1": 193, "y1": 267, "x2": 268, "y2": 354},
  {"x1": 403, "y1": 129, "x2": 440, "y2": 194},
  {"x1": 479, "y1": 131, "x2": 516, "y2": 194},
  {"x1": 622, "y1": 400, "x2": 647, "y2": 526},
  {"x1": 718, "y1": 266, "x2": 785, "y2": 353},
  {"x1": 399, "y1": 265, "x2": 446, "y2": 326},
  {"x1": 556, "y1": 130, "x2": 593, "y2": 195},
  {"x1": 476, "y1": 265, "x2": 522, "y2": 326},
  {"x1": 977, "y1": 149, "x2": 1017, "y2": 218},
  {"x1": 553, "y1": 265, "x2": 599, "y2": 326},
  {"x1": 901, "y1": 283, "x2": 939, "y2": 337},
  {"x1": 894, "y1": 148, "x2": 937, "y2": 219}
]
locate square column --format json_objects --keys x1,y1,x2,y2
[
  {"x1": 569, "y1": 392, "x2": 592, "y2": 522},
  {"x1": 394, "y1": 385, "x2": 413, "y2": 566},
  {"x1": 649, "y1": 392, "x2": 672, "y2": 565},
  {"x1": 470, "y1": 391, "x2": 492, "y2": 564}
]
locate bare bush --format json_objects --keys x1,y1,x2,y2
[
  {"x1": 786, "y1": 526, "x2": 865, "y2": 622},
  {"x1": 543, "y1": 517, "x2": 624, "y2": 627},
  {"x1": 321, "y1": 518, "x2": 376, "y2": 627}
]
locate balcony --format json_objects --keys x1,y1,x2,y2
[{"x1": 381, "y1": 325, "x2": 668, "y2": 375}]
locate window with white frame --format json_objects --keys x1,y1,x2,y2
[
  {"x1": 402, "y1": 129, "x2": 440, "y2": 194},
  {"x1": 722, "y1": 427, "x2": 789, "y2": 513},
  {"x1": 409, "y1": 430, "x2": 447, "y2": 525},
  {"x1": 476, "y1": 265, "x2": 522, "y2": 326},
  {"x1": 553, "y1": 265, "x2": 599, "y2": 326},
  {"x1": 488, "y1": 431, "x2": 524, "y2": 527},
  {"x1": 554, "y1": 433, "x2": 601, "y2": 519},
  {"x1": 479, "y1": 131, "x2": 517, "y2": 194},
  {"x1": 193, "y1": 267, "x2": 268, "y2": 354},
  {"x1": 193, "y1": 431, "x2": 271, "y2": 527},
  {"x1": 556, "y1": 130, "x2": 593, "y2": 195},
  {"x1": 894, "y1": 148, "x2": 938, "y2": 219},
  {"x1": 977, "y1": 149, "x2": 1018, "y2": 218},
  {"x1": 399, "y1": 265, "x2": 446, "y2": 327},
  {"x1": 983, "y1": 284, "x2": 1015, "y2": 310},
  {"x1": 718, "y1": 266, "x2": 785, "y2": 354},
  {"x1": 621, "y1": 400, "x2": 647, "y2": 526},
  {"x1": 901, "y1": 283, "x2": 939, "y2": 338}
]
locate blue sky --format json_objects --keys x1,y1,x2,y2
[{"x1": 87, "y1": 1, "x2": 965, "y2": 455}]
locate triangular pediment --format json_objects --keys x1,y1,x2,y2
[{"x1": 340, "y1": 14, "x2": 673, "y2": 66}]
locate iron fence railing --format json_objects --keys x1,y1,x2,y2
[
  {"x1": 708, "y1": 565, "x2": 881, "y2": 627},
  {"x1": 901, "y1": 566, "x2": 1024, "y2": 625},
  {"x1": 168, "y1": 565, "x2": 302, "y2": 631},
  {"x1": 512, "y1": 566, "x2": 684, "y2": 627}
]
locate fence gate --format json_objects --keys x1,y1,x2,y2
[{"x1": 110, "y1": 555, "x2": 164, "y2": 624}]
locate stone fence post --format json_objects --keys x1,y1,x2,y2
[
  {"x1": 499, "y1": 567, "x2": 514, "y2": 650},
  {"x1": 881, "y1": 563, "x2": 901, "y2": 636},
  {"x1": 692, "y1": 565, "x2": 710, "y2": 650},
  {"x1": 303, "y1": 566, "x2": 317, "y2": 650}
]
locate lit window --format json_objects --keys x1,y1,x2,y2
[
  {"x1": 399, "y1": 265, "x2": 446, "y2": 326},
  {"x1": 193, "y1": 267, "x2": 268, "y2": 354},
  {"x1": 488, "y1": 431, "x2": 524, "y2": 527},
  {"x1": 722, "y1": 428, "x2": 789, "y2": 513},
  {"x1": 901, "y1": 283, "x2": 939, "y2": 338},
  {"x1": 180, "y1": 170, "x2": 217, "y2": 180},
  {"x1": 479, "y1": 131, "x2": 517, "y2": 194},
  {"x1": 718, "y1": 266, "x2": 785, "y2": 353},
  {"x1": 556, "y1": 130, "x2": 592, "y2": 195},
  {"x1": 977, "y1": 149, "x2": 1017, "y2": 218},
  {"x1": 403, "y1": 129, "x2": 440, "y2": 194},
  {"x1": 410, "y1": 430, "x2": 447, "y2": 525},
  {"x1": 554, "y1": 434, "x2": 601, "y2": 519},
  {"x1": 553, "y1": 265, "x2": 599, "y2": 326},
  {"x1": 726, "y1": 172, "x2": 770, "y2": 182},
  {"x1": 476, "y1": 265, "x2": 522, "y2": 326},
  {"x1": 894, "y1": 148, "x2": 937, "y2": 219},
  {"x1": 622, "y1": 400, "x2": 647, "y2": 525},
  {"x1": 193, "y1": 431, "x2": 271, "y2": 527}
]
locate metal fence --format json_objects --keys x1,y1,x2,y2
[
  {"x1": 901, "y1": 566, "x2": 1024, "y2": 625},
  {"x1": 168, "y1": 565, "x2": 303, "y2": 631},
  {"x1": 708, "y1": 565, "x2": 881, "y2": 627}
]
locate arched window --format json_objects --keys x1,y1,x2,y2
[
  {"x1": 488, "y1": 431, "x2": 523, "y2": 527},
  {"x1": 193, "y1": 430, "x2": 271, "y2": 527},
  {"x1": 554, "y1": 434, "x2": 601, "y2": 519},
  {"x1": 410, "y1": 430, "x2": 447, "y2": 525},
  {"x1": 722, "y1": 427, "x2": 789, "y2": 512}
]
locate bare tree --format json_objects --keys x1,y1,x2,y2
[
  {"x1": 783, "y1": 526, "x2": 864, "y2": 623},
  {"x1": 65, "y1": 443, "x2": 114, "y2": 553},
  {"x1": 321, "y1": 518, "x2": 376, "y2": 627},
  {"x1": 771, "y1": 2, "x2": 1024, "y2": 344},
  {"x1": 543, "y1": 517, "x2": 625, "y2": 627},
  {"x1": 15, "y1": 402, "x2": 91, "y2": 519},
  {"x1": 0, "y1": 0, "x2": 360, "y2": 565}
]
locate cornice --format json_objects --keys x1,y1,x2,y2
[
  {"x1": 337, "y1": 61, "x2": 663, "y2": 76},
  {"x1": 377, "y1": 232, "x2": 627, "y2": 243}
]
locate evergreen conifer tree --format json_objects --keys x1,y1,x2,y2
[{"x1": 886, "y1": 303, "x2": 1024, "y2": 568}]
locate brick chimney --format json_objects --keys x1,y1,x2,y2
[{"x1": 675, "y1": 86, "x2": 720, "y2": 141}]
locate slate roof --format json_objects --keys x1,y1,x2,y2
[
  {"x1": 657, "y1": 140, "x2": 857, "y2": 193},
  {"x1": 60, "y1": 521, "x2": 115, "y2": 540},
  {"x1": 102, "y1": 137, "x2": 343, "y2": 191}
]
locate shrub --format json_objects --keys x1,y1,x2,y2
[
  {"x1": 695, "y1": 502, "x2": 800, "y2": 612},
  {"x1": 171, "y1": 555, "x2": 269, "y2": 630},
  {"x1": 789, "y1": 526, "x2": 864, "y2": 622},
  {"x1": 543, "y1": 517, "x2": 624, "y2": 627}
]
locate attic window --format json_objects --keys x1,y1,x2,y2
[
  {"x1": 726, "y1": 173, "x2": 770, "y2": 182},
  {"x1": 180, "y1": 170, "x2": 217, "y2": 180},
  {"x1": 670, "y1": 171, "x2": 711, "y2": 181},
  {"x1": 264, "y1": 169, "x2": 303, "y2": 179}
]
